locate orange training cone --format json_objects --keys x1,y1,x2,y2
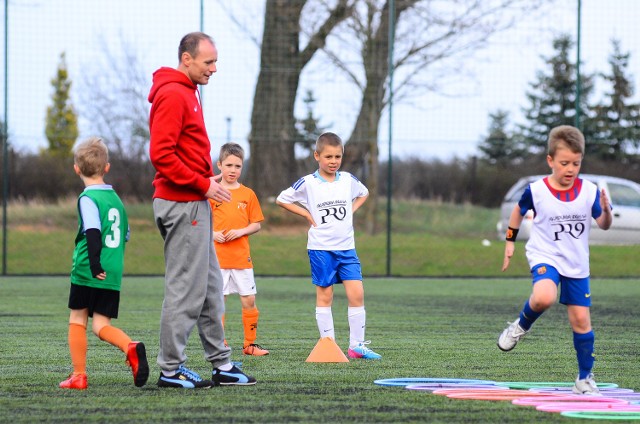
[{"x1": 305, "y1": 337, "x2": 349, "y2": 363}]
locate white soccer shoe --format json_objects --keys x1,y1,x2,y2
[
  {"x1": 572, "y1": 373, "x2": 601, "y2": 395},
  {"x1": 497, "y1": 318, "x2": 528, "y2": 352}
]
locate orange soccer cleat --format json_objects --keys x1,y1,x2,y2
[
  {"x1": 243, "y1": 343, "x2": 270, "y2": 356},
  {"x1": 126, "y1": 341, "x2": 150, "y2": 387},
  {"x1": 59, "y1": 373, "x2": 88, "y2": 390}
]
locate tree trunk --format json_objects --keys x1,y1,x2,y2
[
  {"x1": 343, "y1": 1, "x2": 397, "y2": 234},
  {"x1": 346, "y1": 85, "x2": 383, "y2": 234},
  {"x1": 247, "y1": 1, "x2": 305, "y2": 200},
  {"x1": 247, "y1": 0, "x2": 354, "y2": 200}
]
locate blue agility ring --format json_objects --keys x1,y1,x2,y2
[
  {"x1": 374, "y1": 378, "x2": 496, "y2": 387},
  {"x1": 406, "y1": 383, "x2": 502, "y2": 392}
]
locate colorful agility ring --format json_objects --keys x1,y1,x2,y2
[
  {"x1": 560, "y1": 411, "x2": 640, "y2": 420},
  {"x1": 496, "y1": 381, "x2": 618, "y2": 390},
  {"x1": 373, "y1": 378, "x2": 496, "y2": 387}
]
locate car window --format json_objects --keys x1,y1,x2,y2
[
  {"x1": 608, "y1": 183, "x2": 640, "y2": 207},
  {"x1": 504, "y1": 179, "x2": 535, "y2": 202},
  {"x1": 505, "y1": 188, "x2": 524, "y2": 202}
]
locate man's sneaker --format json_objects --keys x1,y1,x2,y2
[
  {"x1": 497, "y1": 318, "x2": 529, "y2": 352},
  {"x1": 126, "y1": 341, "x2": 149, "y2": 387},
  {"x1": 157, "y1": 365, "x2": 213, "y2": 389},
  {"x1": 243, "y1": 343, "x2": 270, "y2": 356},
  {"x1": 573, "y1": 373, "x2": 602, "y2": 395},
  {"x1": 212, "y1": 364, "x2": 257, "y2": 386},
  {"x1": 347, "y1": 341, "x2": 381, "y2": 359},
  {"x1": 59, "y1": 373, "x2": 88, "y2": 390}
]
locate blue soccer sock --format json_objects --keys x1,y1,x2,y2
[
  {"x1": 573, "y1": 330, "x2": 595, "y2": 379},
  {"x1": 518, "y1": 300, "x2": 543, "y2": 331}
]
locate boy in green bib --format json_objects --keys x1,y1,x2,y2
[{"x1": 59, "y1": 137, "x2": 149, "y2": 390}]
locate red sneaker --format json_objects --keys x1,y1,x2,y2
[
  {"x1": 59, "y1": 373, "x2": 88, "y2": 390},
  {"x1": 126, "y1": 342, "x2": 149, "y2": 387},
  {"x1": 243, "y1": 343, "x2": 270, "y2": 356}
]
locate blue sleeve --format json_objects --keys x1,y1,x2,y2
[
  {"x1": 517, "y1": 185, "x2": 535, "y2": 217},
  {"x1": 591, "y1": 190, "x2": 607, "y2": 219}
]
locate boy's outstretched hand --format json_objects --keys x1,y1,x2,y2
[
  {"x1": 502, "y1": 241, "x2": 515, "y2": 272},
  {"x1": 596, "y1": 188, "x2": 613, "y2": 230}
]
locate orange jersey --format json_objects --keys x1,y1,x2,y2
[{"x1": 210, "y1": 184, "x2": 264, "y2": 269}]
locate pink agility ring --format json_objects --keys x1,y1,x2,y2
[
  {"x1": 536, "y1": 402, "x2": 640, "y2": 413},
  {"x1": 513, "y1": 396, "x2": 629, "y2": 406}
]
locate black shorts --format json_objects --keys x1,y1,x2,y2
[{"x1": 68, "y1": 283, "x2": 120, "y2": 319}]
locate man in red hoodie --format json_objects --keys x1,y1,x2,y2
[{"x1": 148, "y1": 31, "x2": 256, "y2": 388}]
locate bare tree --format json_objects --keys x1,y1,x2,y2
[
  {"x1": 78, "y1": 35, "x2": 150, "y2": 160},
  {"x1": 77, "y1": 34, "x2": 154, "y2": 200},
  {"x1": 246, "y1": 0, "x2": 355, "y2": 199},
  {"x1": 324, "y1": 0, "x2": 550, "y2": 232}
]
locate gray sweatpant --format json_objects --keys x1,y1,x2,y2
[{"x1": 153, "y1": 198, "x2": 231, "y2": 372}]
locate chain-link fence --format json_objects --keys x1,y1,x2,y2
[{"x1": 1, "y1": 0, "x2": 638, "y2": 275}]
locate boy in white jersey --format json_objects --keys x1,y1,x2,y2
[
  {"x1": 498, "y1": 125, "x2": 612, "y2": 395},
  {"x1": 276, "y1": 132, "x2": 381, "y2": 359}
]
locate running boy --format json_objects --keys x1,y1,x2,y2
[
  {"x1": 276, "y1": 132, "x2": 381, "y2": 360},
  {"x1": 498, "y1": 125, "x2": 612, "y2": 394},
  {"x1": 60, "y1": 137, "x2": 149, "y2": 390},
  {"x1": 210, "y1": 143, "x2": 269, "y2": 356}
]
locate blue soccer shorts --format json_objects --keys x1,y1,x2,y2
[
  {"x1": 531, "y1": 263, "x2": 591, "y2": 307},
  {"x1": 308, "y1": 249, "x2": 363, "y2": 287}
]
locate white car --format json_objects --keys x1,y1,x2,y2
[{"x1": 496, "y1": 174, "x2": 640, "y2": 245}]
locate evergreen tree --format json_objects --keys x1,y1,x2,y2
[
  {"x1": 518, "y1": 34, "x2": 595, "y2": 155},
  {"x1": 478, "y1": 110, "x2": 524, "y2": 167},
  {"x1": 591, "y1": 39, "x2": 640, "y2": 160},
  {"x1": 44, "y1": 52, "x2": 78, "y2": 158},
  {"x1": 294, "y1": 89, "x2": 327, "y2": 159}
]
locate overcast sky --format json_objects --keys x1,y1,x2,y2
[{"x1": 1, "y1": 0, "x2": 638, "y2": 160}]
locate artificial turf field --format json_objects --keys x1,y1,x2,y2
[{"x1": 1, "y1": 276, "x2": 638, "y2": 423}]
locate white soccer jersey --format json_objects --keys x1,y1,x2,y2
[
  {"x1": 525, "y1": 178, "x2": 598, "y2": 278},
  {"x1": 276, "y1": 171, "x2": 369, "y2": 250}
]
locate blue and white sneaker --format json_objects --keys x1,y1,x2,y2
[
  {"x1": 212, "y1": 364, "x2": 257, "y2": 386},
  {"x1": 573, "y1": 373, "x2": 601, "y2": 395},
  {"x1": 348, "y1": 341, "x2": 382, "y2": 360},
  {"x1": 157, "y1": 365, "x2": 213, "y2": 389}
]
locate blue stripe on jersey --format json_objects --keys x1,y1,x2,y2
[
  {"x1": 350, "y1": 173, "x2": 361, "y2": 183},
  {"x1": 292, "y1": 177, "x2": 305, "y2": 190},
  {"x1": 544, "y1": 177, "x2": 582, "y2": 202}
]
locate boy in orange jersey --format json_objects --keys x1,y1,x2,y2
[{"x1": 210, "y1": 143, "x2": 269, "y2": 356}]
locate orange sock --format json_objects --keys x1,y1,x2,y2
[
  {"x1": 68, "y1": 323, "x2": 87, "y2": 375},
  {"x1": 98, "y1": 325, "x2": 132, "y2": 353},
  {"x1": 222, "y1": 313, "x2": 228, "y2": 346},
  {"x1": 242, "y1": 308, "x2": 260, "y2": 347}
]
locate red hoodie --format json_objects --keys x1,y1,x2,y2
[{"x1": 148, "y1": 67, "x2": 213, "y2": 201}]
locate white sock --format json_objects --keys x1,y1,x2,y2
[
  {"x1": 348, "y1": 306, "x2": 366, "y2": 348},
  {"x1": 217, "y1": 362, "x2": 233, "y2": 371},
  {"x1": 315, "y1": 306, "x2": 334, "y2": 339}
]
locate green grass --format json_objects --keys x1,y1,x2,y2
[
  {"x1": 2, "y1": 199, "x2": 639, "y2": 277},
  {"x1": 1, "y1": 276, "x2": 639, "y2": 423}
]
